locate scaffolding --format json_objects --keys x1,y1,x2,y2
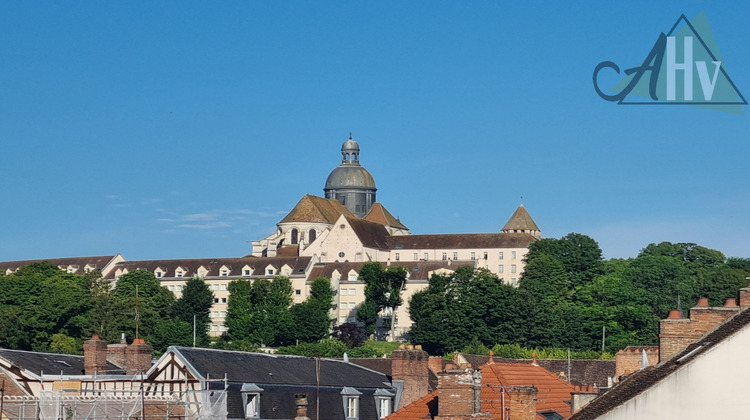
[{"x1": 1, "y1": 388, "x2": 227, "y2": 420}]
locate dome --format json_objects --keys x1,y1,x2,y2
[
  {"x1": 342, "y1": 138, "x2": 360, "y2": 152},
  {"x1": 325, "y1": 166, "x2": 376, "y2": 190}
]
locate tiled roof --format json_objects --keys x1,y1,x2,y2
[
  {"x1": 501, "y1": 204, "x2": 540, "y2": 232},
  {"x1": 307, "y1": 261, "x2": 475, "y2": 282},
  {"x1": 570, "y1": 306, "x2": 750, "y2": 420},
  {"x1": 384, "y1": 390, "x2": 438, "y2": 420},
  {"x1": 279, "y1": 194, "x2": 354, "y2": 224},
  {"x1": 461, "y1": 354, "x2": 615, "y2": 387},
  {"x1": 0, "y1": 348, "x2": 125, "y2": 377},
  {"x1": 103, "y1": 256, "x2": 312, "y2": 279},
  {"x1": 480, "y1": 361, "x2": 574, "y2": 418},
  {"x1": 364, "y1": 202, "x2": 409, "y2": 230},
  {"x1": 0, "y1": 255, "x2": 117, "y2": 275},
  {"x1": 346, "y1": 216, "x2": 392, "y2": 250},
  {"x1": 387, "y1": 232, "x2": 537, "y2": 250}
]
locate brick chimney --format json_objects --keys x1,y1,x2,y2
[
  {"x1": 659, "y1": 296, "x2": 739, "y2": 362},
  {"x1": 391, "y1": 345, "x2": 429, "y2": 408},
  {"x1": 125, "y1": 338, "x2": 153, "y2": 375},
  {"x1": 615, "y1": 346, "x2": 658, "y2": 378},
  {"x1": 83, "y1": 334, "x2": 108, "y2": 375},
  {"x1": 505, "y1": 386, "x2": 537, "y2": 420},
  {"x1": 293, "y1": 393, "x2": 311, "y2": 420},
  {"x1": 107, "y1": 333, "x2": 128, "y2": 369},
  {"x1": 738, "y1": 282, "x2": 750, "y2": 308},
  {"x1": 436, "y1": 367, "x2": 479, "y2": 418}
]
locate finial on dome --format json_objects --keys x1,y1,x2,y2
[{"x1": 349, "y1": 132, "x2": 353, "y2": 140}]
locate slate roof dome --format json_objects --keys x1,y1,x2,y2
[{"x1": 324, "y1": 134, "x2": 377, "y2": 218}]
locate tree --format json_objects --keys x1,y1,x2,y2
[
  {"x1": 287, "y1": 277, "x2": 334, "y2": 344},
  {"x1": 114, "y1": 270, "x2": 176, "y2": 351},
  {"x1": 332, "y1": 322, "x2": 366, "y2": 348},
  {"x1": 173, "y1": 277, "x2": 214, "y2": 346},
  {"x1": 224, "y1": 276, "x2": 294, "y2": 346},
  {"x1": 359, "y1": 262, "x2": 407, "y2": 339}
]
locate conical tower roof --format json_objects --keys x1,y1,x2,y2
[
  {"x1": 364, "y1": 202, "x2": 408, "y2": 230},
  {"x1": 501, "y1": 204, "x2": 540, "y2": 237}
]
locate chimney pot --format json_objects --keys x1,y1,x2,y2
[
  {"x1": 724, "y1": 298, "x2": 738, "y2": 308},
  {"x1": 696, "y1": 297, "x2": 709, "y2": 307},
  {"x1": 667, "y1": 309, "x2": 682, "y2": 319}
]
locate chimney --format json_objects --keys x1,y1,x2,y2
[
  {"x1": 107, "y1": 333, "x2": 128, "y2": 369},
  {"x1": 125, "y1": 338, "x2": 153, "y2": 375},
  {"x1": 293, "y1": 393, "x2": 311, "y2": 420},
  {"x1": 659, "y1": 296, "x2": 739, "y2": 362},
  {"x1": 391, "y1": 347, "x2": 429, "y2": 408},
  {"x1": 570, "y1": 385, "x2": 599, "y2": 414},
  {"x1": 83, "y1": 334, "x2": 107, "y2": 375},
  {"x1": 436, "y1": 367, "x2": 476, "y2": 417},
  {"x1": 738, "y1": 281, "x2": 750, "y2": 307},
  {"x1": 615, "y1": 346, "x2": 658, "y2": 379}
]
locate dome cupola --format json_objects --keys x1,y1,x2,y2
[{"x1": 324, "y1": 134, "x2": 377, "y2": 218}]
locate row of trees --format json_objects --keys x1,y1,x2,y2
[
  {"x1": 0, "y1": 263, "x2": 214, "y2": 353},
  {"x1": 408, "y1": 234, "x2": 750, "y2": 355}
]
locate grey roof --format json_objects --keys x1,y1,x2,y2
[
  {"x1": 0, "y1": 348, "x2": 125, "y2": 377},
  {"x1": 172, "y1": 347, "x2": 393, "y2": 420},
  {"x1": 174, "y1": 347, "x2": 390, "y2": 388},
  {"x1": 308, "y1": 261, "x2": 475, "y2": 282}
]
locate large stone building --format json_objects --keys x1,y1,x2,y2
[{"x1": 1, "y1": 135, "x2": 542, "y2": 340}]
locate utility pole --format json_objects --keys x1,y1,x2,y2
[
  {"x1": 193, "y1": 314, "x2": 197, "y2": 347},
  {"x1": 601, "y1": 325, "x2": 606, "y2": 352}
]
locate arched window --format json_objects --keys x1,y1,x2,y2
[
  {"x1": 291, "y1": 229, "x2": 298, "y2": 245},
  {"x1": 309, "y1": 229, "x2": 316, "y2": 243}
]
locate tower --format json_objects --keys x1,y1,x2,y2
[{"x1": 324, "y1": 135, "x2": 377, "y2": 218}]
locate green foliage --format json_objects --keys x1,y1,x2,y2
[
  {"x1": 287, "y1": 277, "x2": 334, "y2": 344},
  {"x1": 173, "y1": 277, "x2": 214, "y2": 346},
  {"x1": 276, "y1": 338, "x2": 348, "y2": 358},
  {"x1": 114, "y1": 270, "x2": 176, "y2": 351},
  {"x1": 461, "y1": 337, "x2": 490, "y2": 355},
  {"x1": 490, "y1": 343, "x2": 613, "y2": 360},
  {"x1": 50, "y1": 333, "x2": 79, "y2": 355},
  {"x1": 346, "y1": 344, "x2": 382, "y2": 358},
  {"x1": 359, "y1": 340, "x2": 401, "y2": 356},
  {"x1": 355, "y1": 300, "x2": 379, "y2": 335},
  {"x1": 225, "y1": 277, "x2": 294, "y2": 346}
]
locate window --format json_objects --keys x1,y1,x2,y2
[
  {"x1": 413, "y1": 253, "x2": 418, "y2": 261},
  {"x1": 295, "y1": 289, "x2": 301, "y2": 295},
  {"x1": 348, "y1": 288, "x2": 355, "y2": 295},
  {"x1": 395, "y1": 253, "x2": 400, "y2": 261},
  {"x1": 241, "y1": 383, "x2": 263, "y2": 419},
  {"x1": 176, "y1": 271, "x2": 184, "y2": 278},
  {"x1": 453, "y1": 252, "x2": 458, "y2": 260},
  {"x1": 221, "y1": 297, "x2": 227, "y2": 303},
  {"x1": 470, "y1": 252, "x2": 475, "y2": 260},
  {"x1": 499, "y1": 265, "x2": 504, "y2": 273},
  {"x1": 156, "y1": 272, "x2": 162, "y2": 278},
  {"x1": 348, "y1": 273, "x2": 358, "y2": 282},
  {"x1": 512, "y1": 251, "x2": 517, "y2": 259},
  {"x1": 423, "y1": 253, "x2": 428, "y2": 261},
  {"x1": 340, "y1": 316, "x2": 347, "y2": 323},
  {"x1": 341, "y1": 387, "x2": 362, "y2": 420},
  {"x1": 220, "y1": 270, "x2": 228, "y2": 276},
  {"x1": 267, "y1": 269, "x2": 274, "y2": 275},
  {"x1": 220, "y1": 311, "x2": 227, "y2": 318},
  {"x1": 291, "y1": 228, "x2": 298, "y2": 245},
  {"x1": 347, "y1": 397, "x2": 358, "y2": 419},
  {"x1": 442, "y1": 252, "x2": 447, "y2": 260},
  {"x1": 483, "y1": 252, "x2": 488, "y2": 259},
  {"x1": 243, "y1": 269, "x2": 251, "y2": 276},
  {"x1": 309, "y1": 229, "x2": 316, "y2": 243},
  {"x1": 511, "y1": 278, "x2": 518, "y2": 287},
  {"x1": 220, "y1": 284, "x2": 227, "y2": 291},
  {"x1": 378, "y1": 398, "x2": 391, "y2": 418},
  {"x1": 511, "y1": 264, "x2": 517, "y2": 273},
  {"x1": 499, "y1": 252, "x2": 504, "y2": 260},
  {"x1": 214, "y1": 298, "x2": 219, "y2": 303}
]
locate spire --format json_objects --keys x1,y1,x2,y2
[{"x1": 501, "y1": 204, "x2": 541, "y2": 238}]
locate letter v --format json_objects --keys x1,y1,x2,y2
[{"x1": 696, "y1": 61, "x2": 721, "y2": 100}]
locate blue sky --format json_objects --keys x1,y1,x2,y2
[{"x1": 1, "y1": 2, "x2": 748, "y2": 261}]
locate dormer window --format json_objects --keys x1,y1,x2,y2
[
  {"x1": 156, "y1": 271, "x2": 163, "y2": 278},
  {"x1": 241, "y1": 383, "x2": 263, "y2": 419},
  {"x1": 341, "y1": 387, "x2": 361, "y2": 420},
  {"x1": 374, "y1": 388, "x2": 395, "y2": 419}
]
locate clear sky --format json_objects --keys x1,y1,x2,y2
[{"x1": 1, "y1": 2, "x2": 748, "y2": 262}]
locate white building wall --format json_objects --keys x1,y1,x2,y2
[{"x1": 599, "y1": 325, "x2": 750, "y2": 420}]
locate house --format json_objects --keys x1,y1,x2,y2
[
  {"x1": 0, "y1": 254, "x2": 124, "y2": 278},
  {"x1": 570, "y1": 284, "x2": 750, "y2": 419},
  {"x1": 385, "y1": 354, "x2": 575, "y2": 420}
]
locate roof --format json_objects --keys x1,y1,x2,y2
[
  {"x1": 460, "y1": 354, "x2": 615, "y2": 387},
  {"x1": 103, "y1": 256, "x2": 312, "y2": 280},
  {"x1": 173, "y1": 347, "x2": 390, "y2": 388},
  {"x1": 480, "y1": 361, "x2": 575, "y2": 418},
  {"x1": 387, "y1": 232, "x2": 537, "y2": 250},
  {"x1": 364, "y1": 202, "x2": 409, "y2": 230},
  {"x1": 172, "y1": 347, "x2": 394, "y2": 420},
  {"x1": 346, "y1": 216, "x2": 392, "y2": 250},
  {"x1": 279, "y1": 194, "x2": 354, "y2": 225},
  {"x1": 501, "y1": 204, "x2": 540, "y2": 232},
  {"x1": 570, "y1": 306, "x2": 750, "y2": 420},
  {"x1": 307, "y1": 261, "x2": 475, "y2": 282},
  {"x1": 0, "y1": 348, "x2": 125, "y2": 377},
  {"x1": 0, "y1": 255, "x2": 118, "y2": 276},
  {"x1": 384, "y1": 390, "x2": 438, "y2": 420}
]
